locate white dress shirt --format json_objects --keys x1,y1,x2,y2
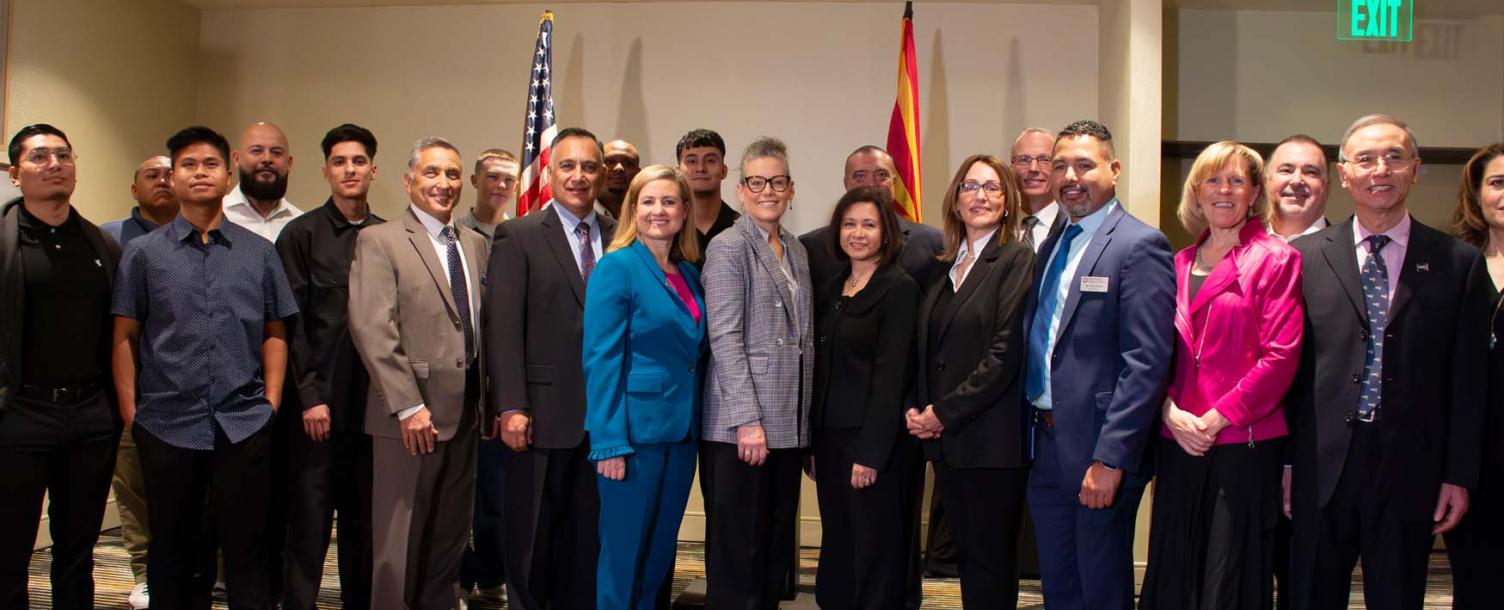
[
  {"x1": 1032, "y1": 199, "x2": 1118, "y2": 410},
  {"x1": 399, "y1": 205, "x2": 479, "y2": 420},
  {"x1": 1268, "y1": 216, "x2": 1329, "y2": 243},
  {"x1": 949, "y1": 226, "x2": 1000, "y2": 289},
  {"x1": 1024, "y1": 202, "x2": 1060, "y2": 253},
  {"x1": 222, "y1": 184, "x2": 302, "y2": 242}
]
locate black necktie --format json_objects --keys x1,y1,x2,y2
[{"x1": 443, "y1": 227, "x2": 474, "y2": 359}]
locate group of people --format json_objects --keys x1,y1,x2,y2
[{"x1": 0, "y1": 110, "x2": 1499, "y2": 610}]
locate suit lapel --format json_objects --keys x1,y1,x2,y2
[
  {"x1": 1054, "y1": 206, "x2": 1121, "y2": 344},
  {"x1": 936, "y1": 232, "x2": 1000, "y2": 342},
  {"x1": 1389, "y1": 217, "x2": 1432, "y2": 321},
  {"x1": 743, "y1": 218, "x2": 797, "y2": 327},
  {"x1": 404, "y1": 210, "x2": 460, "y2": 319},
  {"x1": 1319, "y1": 218, "x2": 1368, "y2": 324},
  {"x1": 1187, "y1": 252, "x2": 1239, "y2": 315},
  {"x1": 541, "y1": 206, "x2": 588, "y2": 307}
]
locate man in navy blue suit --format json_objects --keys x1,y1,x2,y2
[{"x1": 1023, "y1": 120, "x2": 1175, "y2": 610}]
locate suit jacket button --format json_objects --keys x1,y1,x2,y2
[
  {"x1": 775, "y1": 300, "x2": 783, "y2": 308},
  {"x1": 1352, "y1": 373, "x2": 1361, "y2": 383},
  {"x1": 688, "y1": 364, "x2": 695, "y2": 372},
  {"x1": 776, "y1": 338, "x2": 785, "y2": 346}
]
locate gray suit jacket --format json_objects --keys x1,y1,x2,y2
[
  {"x1": 349, "y1": 208, "x2": 490, "y2": 441},
  {"x1": 702, "y1": 214, "x2": 814, "y2": 448}
]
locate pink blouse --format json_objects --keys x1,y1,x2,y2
[{"x1": 666, "y1": 272, "x2": 701, "y2": 324}]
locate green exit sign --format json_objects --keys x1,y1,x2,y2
[{"x1": 1338, "y1": 0, "x2": 1413, "y2": 41}]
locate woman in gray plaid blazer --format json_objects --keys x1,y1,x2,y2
[{"x1": 699, "y1": 137, "x2": 814, "y2": 610}]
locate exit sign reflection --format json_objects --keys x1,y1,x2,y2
[{"x1": 1338, "y1": 0, "x2": 1414, "y2": 41}]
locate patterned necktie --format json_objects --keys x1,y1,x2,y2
[
  {"x1": 576, "y1": 221, "x2": 596, "y2": 284},
  {"x1": 1356, "y1": 234, "x2": 1391, "y2": 420},
  {"x1": 1022, "y1": 215, "x2": 1041, "y2": 250},
  {"x1": 1025, "y1": 223, "x2": 1084, "y2": 403},
  {"x1": 442, "y1": 227, "x2": 474, "y2": 360}
]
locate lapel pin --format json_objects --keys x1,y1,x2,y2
[{"x1": 1415, "y1": 263, "x2": 1430, "y2": 272}]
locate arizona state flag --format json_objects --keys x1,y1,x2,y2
[{"x1": 886, "y1": 1, "x2": 922, "y2": 222}]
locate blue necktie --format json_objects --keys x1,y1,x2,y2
[
  {"x1": 443, "y1": 227, "x2": 474, "y2": 360},
  {"x1": 576, "y1": 221, "x2": 596, "y2": 284},
  {"x1": 1356, "y1": 234, "x2": 1391, "y2": 420},
  {"x1": 1025, "y1": 224, "x2": 1084, "y2": 405}
]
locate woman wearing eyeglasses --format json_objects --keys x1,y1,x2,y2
[
  {"x1": 699, "y1": 136, "x2": 814, "y2": 610},
  {"x1": 905, "y1": 154, "x2": 1034, "y2": 608}
]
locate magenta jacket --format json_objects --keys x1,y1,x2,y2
[{"x1": 1163, "y1": 218, "x2": 1304, "y2": 446}]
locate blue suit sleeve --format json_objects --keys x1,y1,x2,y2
[
  {"x1": 582, "y1": 254, "x2": 636, "y2": 462},
  {"x1": 1093, "y1": 231, "x2": 1175, "y2": 473}
]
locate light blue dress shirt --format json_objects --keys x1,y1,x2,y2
[
  {"x1": 554, "y1": 204, "x2": 602, "y2": 275},
  {"x1": 1032, "y1": 199, "x2": 1118, "y2": 410}
]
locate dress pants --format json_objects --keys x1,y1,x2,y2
[
  {"x1": 112, "y1": 423, "x2": 151, "y2": 584},
  {"x1": 894, "y1": 436, "x2": 927, "y2": 610},
  {"x1": 922, "y1": 477, "x2": 959, "y2": 578},
  {"x1": 596, "y1": 439, "x2": 697, "y2": 610},
  {"x1": 0, "y1": 390, "x2": 117, "y2": 610},
  {"x1": 932, "y1": 460, "x2": 1028, "y2": 610},
  {"x1": 370, "y1": 402, "x2": 478, "y2": 610},
  {"x1": 282, "y1": 424, "x2": 373, "y2": 610},
  {"x1": 1444, "y1": 459, "x2": 1503, "y2": 610},
  {"x1": 699, "y1": 441, "x2": 802, "y2": 610},
  {"x1": 460, "y1": 437, "x2": 507, "y2": 592},
  {"x1": 814, "y1": 428, "x2": 907, "y2": 610},
  {"x1": 136, "y1": 420, "x2": 272, "y2": 610},
  {"x1": 1027, "y1": 423, "x2": 1143, "y2": 610},
  {"x1": 1300, "y1": 423, "x2": 1436, "y2": 610},
  {"x1": 502, "y1": 442, "x2": 600, "y2": 610}
]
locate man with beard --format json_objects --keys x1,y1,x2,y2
[
  {"x1": 103, "y1": 155, "x2": 179, "y2": 245},
  {"x1": 350, "y1": 137, "x2": 489, "y2": 609},
  {"x1": 599, "y1": 139, "x2": 641, "y2": 220},
  {"x1": 458, "y1": 149, "x2": 518, "y2": 241},
  {"x1": 225, "y1": 122, "x2": 303, "y2": 242},
  {"x1": 100, "y1": 154, "x2": 181, "y2": 610},
  {"x1": 678, "y1": 129, "x2": 739, "y2": 250},
  {"x1": 1266, "y1": 135, "x2": 1332, "y2": 243},
  {"x1": 488, "y1": 127, "x2": 614, "y2": 610},
  {"x1": 277, "y1": 123, "x2": 384, "y2": 610}
]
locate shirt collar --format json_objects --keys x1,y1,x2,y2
[
  {"x1": 225, "y1": 185, "x2": 297, "y2": 220},
  {"x1": 322, "y1": 198, "x2": 372, "y2": 230},
  {"x1": 464, "y1": 209, "x2": 498, "y2": 233},
  {"x1": 1353, "y1": 213, "x2": 1411, "y2": 250},
  {"x1": 955, "y1": 226, "x2": 1000, "y2": 261},
  {"x1": 129, "y1": 207, "x2": 162, "y2": 232},
  {"x1": 17, "y1": 203, "x2": 79, "y2": 235},
  {"x1": 1268, "y1": 216, "x2": 1328, "y2": 242},
  {"x1": 1066, "y1": 198, "x2": 1117, "y2": 238},
  {"x1": 554, "y1": 204, "x2": 598, "y2": 237},
  {"x1": 170, "y1": 214, "x2": 228, "y2": 244},
  {"x1": 1031, "y1": 201, "x2": 1060, "y2": 227},
  {"x1": 409, "y1": 204, "x2": 455, "y2": 238},
  {"x1": 751, "y1": 220, "x2": 786, "y2": 244}
]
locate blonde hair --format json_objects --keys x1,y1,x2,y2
[
  {"x1": 606, "y1": 164, "x2": 702, "y2": 263},
  {"x1": 1177, "y1": 141, "x2": 1267, "y2": 236}
]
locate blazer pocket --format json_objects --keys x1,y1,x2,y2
[
  {"x1": 526, "y1": 365, "x2": 554, "y2": 384},
  {"x1": 410, "y1": 359, "x2": 430, "y2": 380},
  {"x1": 747, "y1": 355, "x2": 770, "y2": 375},
  {"x1": 627, "y1": 373, "x2": 665, "y2": 394}
]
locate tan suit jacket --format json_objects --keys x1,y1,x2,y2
[{"x1": 349, "y1": 208, "x2": 490, "y2": 441}]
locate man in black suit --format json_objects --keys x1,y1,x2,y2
[
  {"x1": 1286, "y1": 114, "x2": 1490, "y2": 610},
  {"x1": 487, "y1": 127, "x2": 616, "y2": 610}
]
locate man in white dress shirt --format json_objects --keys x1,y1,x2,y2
[
  {"x1": 1265, "y1": 134, "x2": 1331, "y2": 243},
  {"x1": 225, "y1": 122, "x2": 303, "y2": 242},
  {"x1": 1011, "y1": 128, "x2": 1060, "y2": 253}
]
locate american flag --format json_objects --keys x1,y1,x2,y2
[{"x1": 517, "y1": 10, "x2": 556, "y2": 217}]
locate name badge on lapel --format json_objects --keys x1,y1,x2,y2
[{"x1": 1080, "y1": 276, "x2": 1110, "y2": 293}]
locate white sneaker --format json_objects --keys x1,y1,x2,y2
[{"x1": 128, "y1": 582, "x2": 150, "y2": 610}]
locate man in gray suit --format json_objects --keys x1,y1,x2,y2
[{"x1": 349, "y1": 137, "x2": 490, "y2": 610}]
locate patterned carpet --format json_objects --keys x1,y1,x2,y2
[{"x1": 27, "y1": 528, "x2": 1456, "y2": 608}]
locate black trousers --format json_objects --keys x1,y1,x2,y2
[
  {"x1": 894, "y1": 436, "x2": 926, "y2": 610},
  {"x1": 460, "y1": 437, "x2": 507, "y2": 591},
  {"x1": 814, "y1": 428, "x2": 906, "y2": 610},
  {"x1": 922, "y1": 477, "x2": 959, "y2": 577},
  {"x1": 281, "y1": 423, "x2": 372, "y2": 610},
  {"x1": 1444, "y1": 459, "x2": 1503, "y2": 610},
  {"x1": 502, "y1": 443, "x2": 600, "y2": 610},
  {"x1": 137, "y1": 421, "x2": 272, "y2": 610},
  {"x1": 932, "y1": 460, "x2": 1027, "y2": 610},
  {"x1": 0, "y1": 390, "x2": 116, "y2": 610},
  {"x1": 1303, "y1": 424, "x2": 1435, "y2": 610},
  {"x1": 699, "y1": 441, "x2": 803, "y2": 610}
]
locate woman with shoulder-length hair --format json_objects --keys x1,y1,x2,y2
[
  {"x1": 1139, "y1": 141, "x2": 1304, "y2": 610},
  {"x1": 699, "y1": 136, "x2": 814, "y2": 610},
  {"x1": 582, "y1": 164, "x2": 706, "y2": 610},
  {"x1": 905, "y1": 154, "x2": 1034, "y2": 608},
  {"x1": 1445, "y1": 142, "x2": 1504, "y2": 610},
  {"x1": 810, "y1": 186, "x2": 919, "y2": 610}
]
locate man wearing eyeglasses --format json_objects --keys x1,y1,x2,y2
[
  {"x1": 459, "y1": 149, "x2": 518, "y2": 242},
  {"x1": 0, "y1": 124, "x2": 122, "y2": 610},
  {"x1": 1285, "y1": 114, "x2": 1490, "y2": 610},
  {"x1": 1010, "y1": 128, "x2": 1061, "y2": 253}
]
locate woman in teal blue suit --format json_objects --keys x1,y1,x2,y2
[{"x1": 582, "y1": 164, "x2": 706, "y2": 610}]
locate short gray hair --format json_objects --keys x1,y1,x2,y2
[
  {"x1": 739, "y1": 136, "x2": 790, "y2": 175},
  {"x1": 1338, "y1": 114, "x2": 1419, "y2": 162},
  {"x1": 406, "y1": 136, "x2": 461, "y2": 176}
]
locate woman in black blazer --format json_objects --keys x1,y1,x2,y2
[
  {"x1": 905, "y1": 154, "x2": 1034, "y2": 608},
  {"x1": 811, "y1": 187, "x2": 920, "y2": 610}
]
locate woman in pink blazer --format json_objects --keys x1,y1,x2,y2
[{"x1": 1140, "y1": 141, "x2": 1304, "y2": 610}]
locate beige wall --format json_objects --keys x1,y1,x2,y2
[
  {"x1": 195, "y1": 2, "x2": 1099, "y2": 234},
  {"x1": 5, "y1": 0, "x2": 200, "y2": 223},
  {"x1": 1099, "y1": 0, "x2": 1163, "y2": 227}
]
